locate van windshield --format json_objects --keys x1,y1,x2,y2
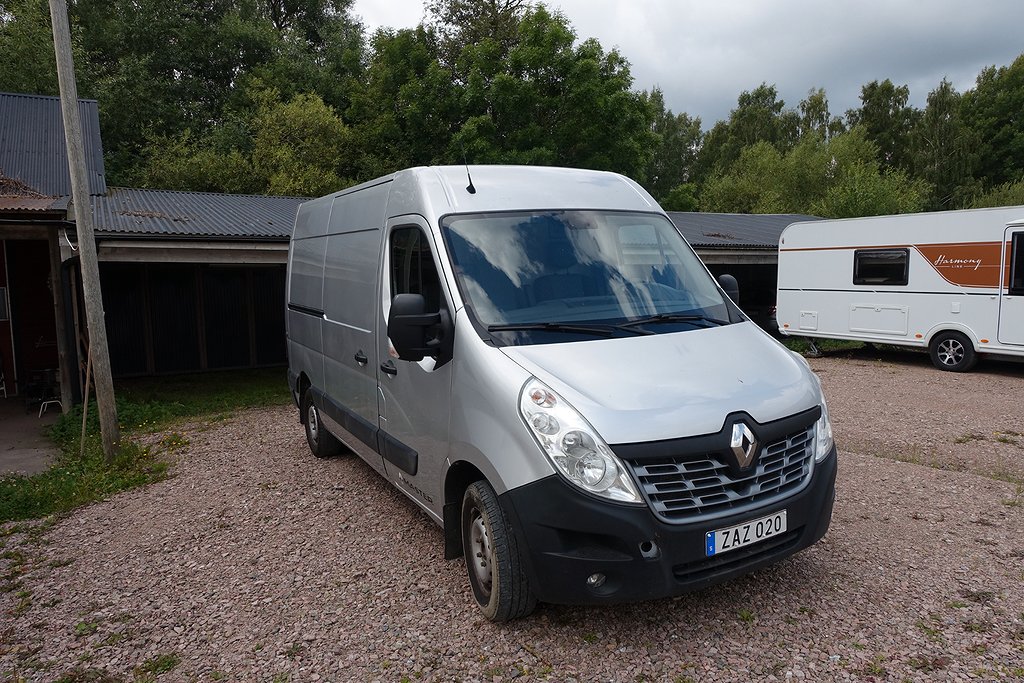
[{"x1": 441, "y1": 210, "x2": 732, "y2": 345}]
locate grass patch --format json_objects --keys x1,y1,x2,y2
[
  {"x1": 133, "y1": 653, "x2": 180, "y2": 681},
  {"x1": 780, "y1": 338, "x2": 866, "y2": 355},
  {"x1": 0, "y1": 439, "x2": 169, "y2": 523},
  {"x1": 1, "y1": 368, "x2": 289, "y2": 524},
  {"x1": 49, "y1": 368, "x2": 289, "y2": 443}
]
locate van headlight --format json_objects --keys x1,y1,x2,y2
[
  {"x1": 815, "y1": 398, "x2": 834, "y2": 462},
  {"x1": 519, "y1": 378, "x2": 642, "y2": 504}
]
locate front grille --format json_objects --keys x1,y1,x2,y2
[{"x1": 625, "y1": 425, "x2": 815, "y2": 523}]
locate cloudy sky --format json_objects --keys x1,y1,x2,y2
[{"x1": 350, "y1": 0, "x2": 1024, "y2": 128}]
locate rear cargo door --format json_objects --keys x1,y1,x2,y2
[{"x1": 998, "y1": 227, "x2": 1024, "y2": 346}]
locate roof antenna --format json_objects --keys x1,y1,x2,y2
[{"x1": 461, "y1": 144, "x2": 476, "y2": 194}]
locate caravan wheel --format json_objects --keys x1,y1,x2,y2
[{"x1": 929, "y1": 331, "x2": 977, "y2": 373}]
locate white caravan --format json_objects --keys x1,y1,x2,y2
[{"x1": 776, "y1": 206, "x2": 1024, "y2": 371}]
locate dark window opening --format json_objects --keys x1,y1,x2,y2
[
  {"x1": 853, "y1": 249, "x2": 909, "y2": 286},
  {"x1": 390, "y1": 227, "x2": 441, "y2": 310},
  {"x1": 1010, "y1": 233, "x2": 1024, "y2": 296}
]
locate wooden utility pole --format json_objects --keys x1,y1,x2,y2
[{"x1": 48, "y1": 0, "x2": 120, "y2": 460}]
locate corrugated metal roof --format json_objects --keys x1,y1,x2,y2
[
  {"x1": 669, "y1": 212, "x2": 823, "y2": 249},
  {"x1": 92, "y1": 187, "x2": 304, "y2": 239},
  {"x1": 0, "y1": 91, "x2": 106, "y2": 196},
  {"x1": 0, "y1": 196, "x2": 62, "y2": 212}
]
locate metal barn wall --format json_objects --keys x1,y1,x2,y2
[{"x1": 100, "y1": 263, "x2": 286, "y2": 377}]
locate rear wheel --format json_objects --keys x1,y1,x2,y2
[
  {"x1": 301, "y1": 390, "x2": 342, "y2": 457},
  {"x1": 929, "y1": 331, "x2": 977, "y2": 372},
  {"x1": 461, "y1": 481, "x2": 536, "y2": 622}
]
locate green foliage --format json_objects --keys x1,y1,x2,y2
[
  {"x1": 700, "y1": 127, "x2": 929, "y2": 217},
  {"x1": 971, "y1": 179, "x2": 1024, "y2": 208},
  {"x1": 811, "y1": 161, "x2": 929, "y2": 218},
  {"x1": 447, "y1": 7, "x2": 655, "y2": 179},
  {"x1": 139, "y1": 90, "x2": 353, "y2": 196},
  {"x1": 962, "y1": 54, "x2": 1024, "y2": 188},
  {"x1": 695, "y1": 84, "x2": 799, "y2": 183},
  {"x1": 661, "y1": 183, "x2": 699, "y2": 212},
  {"x1": 644, "y1": 88, "x2": 703, "y2": 201},
  {"x1": 845, "y1": 79, "x2": 919, "y2": 171},
  {"x1": 2, "y1": 0, "x2": 1022, "y2": 219},
  {"x1": 911, "y1": 79, "x2": 981, "y2": 210},
  {"x1": 0, "y1": 0, "x2": 79, "y2": 95}
]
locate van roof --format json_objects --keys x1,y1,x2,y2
[{"x1": 400, "y1": 165, "x2": 659, "y2": 215}]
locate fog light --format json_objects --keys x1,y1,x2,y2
[{"x1": 586, "y1": 573, "x2": 606, "y2": 588}]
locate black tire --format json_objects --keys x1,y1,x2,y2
[
  {"x1": 300, "y1": 390, "x2": 342, "y2": 458},
  {"x1": 929, "y1": 331, "x2": 977, "y2": 372},
  {"x1": 461, "y1": 480, "x2": 536, "y2": 622}
]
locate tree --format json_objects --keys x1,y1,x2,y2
[
  {"x1": 694, "y1": 83, "x2": 798, "y2": 182},
  {"x1": 0, "y1": 0, "x2": 84, "y2": 95},
  {"x1": 661, "y1": 183, "x2": 699, "y2": 211},
  {"x1": 347, "y1": 25, "x2": 458, "y2": 179},
  {"x1": 446, "y1": 6, "x2": 655, "y2": 179},
  {"x1": 642, "y1": 88, "x2": 702, "y2": 203},
  {"x1": 699, "y1": 127, "x2": 929, "y2": 218},
  {"x1": 798, "y1": 88, "x2": 844, "y2": 141},
  {"x1": 139, "y1": 90, "x2": 353, "y2": 196},
  {"x1": 962, "y1": 53, "x2": 1024, "y2": 188},
  {"x1": 971, "y1": 180, "x2": 1024, "y2": 208},
  {"x1": 426, "y1": 0, "x2": 527, "y2": 70},
  {"x1": 845, "y1": 79, "x2": 919, "y2": 171},
  {"x1": 910, "y1": 79, "x2": 981, "y2": 210}
]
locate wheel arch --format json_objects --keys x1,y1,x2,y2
[
  {"x1": 924, "y1": 324, "x2": 980, "y2": 350},
  {"x1": 442, "y1": 460, "x2": 487, "y2": 560}
]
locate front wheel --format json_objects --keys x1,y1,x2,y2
[
  {"x1": 929, "y1": 331, "x2": 977, "y2": 372},
  {"x1": 300, "y1": 390, "x2": 342, "y2": 458},
  {"x1": 461, "y1": 481, "x2": 536, "y2": 622}
]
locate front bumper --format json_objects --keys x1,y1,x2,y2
[{"x1": 498, "y1": 446, "x2": 837, "y2": 605}]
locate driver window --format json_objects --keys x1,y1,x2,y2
[{"x1": 390, "y1": 227, "x2": 442, "y2": 311}]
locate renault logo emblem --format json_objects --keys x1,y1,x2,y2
[{"x1": 730, "y1": 422, "x2": 758, "y2": 468}]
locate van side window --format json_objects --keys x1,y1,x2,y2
[
  {"x1": 390, "y1": 227, "x2": 442, "y2": 311},
  {"x1": 1010, "y1": 233, "x2": 1024, "y2": 295},
  {"x1": 853, "y1": 248, "x2": 909, "y2": 286}
]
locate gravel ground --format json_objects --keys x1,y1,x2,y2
[{"x1": 2, "y1": 349, "x2": 1023, "y2": 682}]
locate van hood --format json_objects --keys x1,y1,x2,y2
[{"x1": 500, "y1": 322, "x2": 821, "y2": 444}]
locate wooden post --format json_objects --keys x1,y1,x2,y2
[
  {"x1": 48, "y1": 0, "x2": 120, "y2": 461},
  {"x1": 47, "y1": 228, "x2": 73, "y2": 412}
]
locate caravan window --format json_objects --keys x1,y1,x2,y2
[
  {"x1": 853, "y1": 249, "x2": 909, "y2": 286},
  {"x1": 1010, "y1": 233, "x2": 1024, "y2": 296}
]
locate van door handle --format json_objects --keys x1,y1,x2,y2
[
  {"x1": 380, "y1": 361, "x2": 398, "y2": 376},
  {"x1": 354, "y1": 350, "x2": 367, "y2": 366}
]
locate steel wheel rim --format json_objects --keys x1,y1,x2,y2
[
  {"x1": 468, "y1": 508, "x2": 493, "y2": 596},
  {"x1": 938, "y1": 339, "x2": 963, "y2": 366},
  {"x1": 307, "y1": 404, "x2": 319, "y2": 444}
]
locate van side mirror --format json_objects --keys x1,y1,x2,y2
[
  {"x1": 388, "y1": 293, "x2": 442, "y2": 362},
  {"x1": 718, "y1": 274, "x2": 739, "y2": 304}
]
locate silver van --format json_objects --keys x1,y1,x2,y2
[{"x1": 286, "y1": 165, "x2": 836, "y2": 621}]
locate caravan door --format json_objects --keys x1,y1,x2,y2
[{"x1": 998, "y1": 227, "x2": 1024, "y2": 346}]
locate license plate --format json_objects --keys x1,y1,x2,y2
[{"x1": 705, "y1": 510, "x2": 787, "y2": 557}]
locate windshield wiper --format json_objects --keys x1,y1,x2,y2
[
  {"x1": 618, "y1": 313, "x2": 729, "y2": 330},
  {"x1": 487, "y1": 322, "x2": 651, "y2": 337}
]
